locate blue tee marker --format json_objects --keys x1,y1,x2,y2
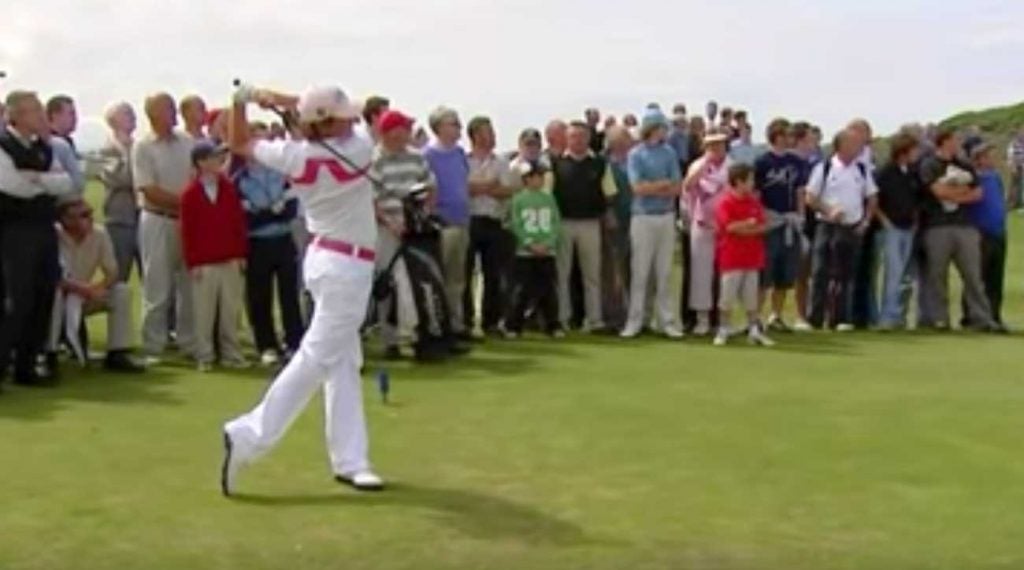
[{"x1": 376, "y1": 370, "x2": 391, "y2": 404}]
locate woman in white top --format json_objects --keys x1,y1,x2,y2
[{"x1": 221, "y1": 85, "x2": 383, "y2": 495}]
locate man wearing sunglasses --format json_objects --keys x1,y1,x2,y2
[{"x1": 48, "y1": 200, "x2": 143, "y2": 372}]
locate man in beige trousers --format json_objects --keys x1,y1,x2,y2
[
  {"x1": 133, "y1": 93, "x2": 196, "y2": 364},
  {"x1": 550, "y1": 121, "x2": 618, "y2": 332}
]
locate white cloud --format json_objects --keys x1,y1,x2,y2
[{"x1": 3, "y1": 0, "x2": 1022, "y2": 150}]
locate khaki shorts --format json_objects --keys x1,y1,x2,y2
[{"x1": 720, "y1": 270, "x2": 759, "y2": 313}]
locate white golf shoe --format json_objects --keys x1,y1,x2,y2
[
  {"x1": 220, "y1": 432, "x2": 244, "y2": 497},
  {"x1": 335, "y1": 470, "x2": 385, "y2": 492}
]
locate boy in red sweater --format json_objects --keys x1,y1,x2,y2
[
  {"x1": 180, "y1": 142, "x2": 250, "y2": 371},
  {"x1": 713, "y1": 163, "x2": 774, "y2": 347}
]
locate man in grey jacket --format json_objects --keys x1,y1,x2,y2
[{"x1": 99, "y1": 102, "x2": 139, "y2": 282}]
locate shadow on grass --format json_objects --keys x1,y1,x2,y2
[
  {"x1": 0, "y1": 366, "x2": 184, "y2": 422},
  {"x1": 231, "y1": 482, "x2": 605, "y2": 547}
]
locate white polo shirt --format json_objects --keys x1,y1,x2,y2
[
  {"x1": 806, "y1": 155, "x2": 878, "y2": 225},
  {"x1": 468, "y1": 152, "x2": 517, "y2": 220},
  {"x1": 254, "y1": 134, "x2": 377, "y2": 249}
]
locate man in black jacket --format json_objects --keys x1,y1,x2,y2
[
  {"x1": 0, "y1": 91, "x2": 76, "y2": 388},
  {"x1": 552, "y1": 121, "x2": 617, "y2": 332},
  {"x1": 875, "y1": 133, "x2": 922, "y2": 329}
]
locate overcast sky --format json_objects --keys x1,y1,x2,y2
[{"x1": 3, "y1": 0, "x2": 1022, "y2": 149}]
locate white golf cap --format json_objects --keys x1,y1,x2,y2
[{"x1": 296, "y1": 86, "x2": 362, "y2": 125}]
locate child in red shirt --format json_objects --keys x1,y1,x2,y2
[
  {"x1": 180, "y1": 142, "x2": 250, "y2": 371},
  {"x1": 713, "y1": 163, "x2": 773, "y2": 347}
]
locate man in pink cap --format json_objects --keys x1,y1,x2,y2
[{"x1": 222, "y1": 84, "x2": 384, "y2": 495}]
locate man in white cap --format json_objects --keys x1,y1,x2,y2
[{"x1": 221, "y1": 84, "x2": 384, "y2": 495}]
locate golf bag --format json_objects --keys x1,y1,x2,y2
[{"x1": 372, "y1": 190, "x2": 462, "y2": 361}]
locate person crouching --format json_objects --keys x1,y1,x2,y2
[
  {"x1": 713, "y1": 163, "x2": 774, "y2": 347},
  {"x1": 180, "y1": 141, "x2": 250, "y2": 372}
]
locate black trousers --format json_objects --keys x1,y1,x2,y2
[
  {"x1": 809, "y1": 223, "x2": 863, "y2": 329},
  {"x1": 463, "y1": 216, "x2": 513, "y2": 331},
  {"x1": 245, "y1": 235, "x2": 304, "y2": 353},
  {"x1": 506, "y1": 256, "x2": 559, "y2": 333},
  {"x1": 962, "y1": 232, "x2": 1007, "y2": 325},
  {"x1": 0, "y1": 222, "x2": 60, "y2": 379},
  {"x1": 852, "y1": 222, "x2": 879, "y2": 328}
]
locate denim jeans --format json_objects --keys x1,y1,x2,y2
[{"x1": 877, "y1": 226, "x2": 916, "y2": 326}]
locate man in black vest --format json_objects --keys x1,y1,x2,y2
[
  {"x1": 0, "y1": 91, "x2": 75, "y2": 388},
  {"x1": 552, "y1": 121, "x2": 617, "y2": 332}
]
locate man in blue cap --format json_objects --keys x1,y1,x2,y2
[{"x1": 620, "y1": 108, "x2": 684, "y2": 339}]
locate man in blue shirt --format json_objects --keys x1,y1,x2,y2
[
  {"x1": 754, "y1": 118, "x2": 807, "y2": 331},
  {"x1": 231, "y1": 122, "x2": 304, "y2": 366},
  {"x1": 46, "y1": 93, "x2": 84, "y2": 198},
  {"x1": 965, "y1": 141, "x2": 1008, "y2": 325},
  {"x1": 666, "y1": 112, "x2": 690, "y2": 170},
  {"x1": 620, "y1": 108, "x2": 684, "y2": 339},
  {"x1": 729, "y1": 122, "x2": 760, "y2": 166}
]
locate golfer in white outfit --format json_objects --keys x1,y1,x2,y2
[{"x1": 221, "y1": 85, "x2": 384, "y2": 495}]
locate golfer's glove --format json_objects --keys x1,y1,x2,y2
[{"x1": 233, "y1": 83, "x2": 258, "y2": 105}]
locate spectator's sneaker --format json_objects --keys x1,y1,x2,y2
[
  {"x1": 382, "y1": 346, "x2": 403, "y2": 361},
  {"x1": 767, "y1": 316, "x2": 792, "y2": 333},
  {"x1": 446, "y1": 340, "x2": 472, "y2": 356},
  {"x1": 503, "y1": 330, "x2": 521, "y2": 341},
  {"x1": 692, "y1": 323, "x2": 711, "y2": 337},
  {"x1": 198, "y1": 361, "x2": 215, "y2": 373},
  {"x1": 581, "y1": 323, "x2": 603, "y2": 335},
  {"x1": 549, "y1": 329, "x2": 566, "y2": 339},
  {"x1": 104, "y1": 351, "x2": 144, "y2": 373},
  {"x1": 836, "y1": 323, "x2": 855, "y2": 333},
  {"x1": 619, "y1": 324, "x2": 642, "y2": 339},
  {"x1": 663, "y1": 326, "x2": 685, "y2": 340},
  {"x1": 749, "y1": 325, "x2": 776, "y2": 347},
  {"x1": 792, "y1": 319, "x2": 813, "y2": 332},
  {"x1": 143, "y1": 356, "x2": 163, "y2": 368},
  {"x1": 875, "y1": 321, "x2": 902, "y2": 332},
  {"x1": 335, "y1": 470, "x2": 385, "y2": 492},
  {"x1": 260, "y1": 350, "x2": 280, "y2": 367},
  {"x1": 713, "y1": 329, "x2": 730, "y2": 346},
  {"x1": 223, "y1": 359, "x2": 252, "y2": 370},
  {"x1": 977, "y1": 322, "x2": 1011, "y2": 335}
]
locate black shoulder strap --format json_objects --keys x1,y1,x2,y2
[{"x1": 820, "y1": 157, "x2": 832, "y2": 195}]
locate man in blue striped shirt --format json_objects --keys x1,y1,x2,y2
[{"x1": 231, "y1": 122, "x2": 304, "y2": 367}]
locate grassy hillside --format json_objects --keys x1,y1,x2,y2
[
  {"x1": 941, "y1": 100, "x2": 1024, "y2": 136},
  {"x1": 871, "y1": 100, "x2": 1024, "y2": 178}
]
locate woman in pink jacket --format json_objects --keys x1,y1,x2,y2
[{"x1": 683, "y1": 130, "x2": 731, "y2": 335}]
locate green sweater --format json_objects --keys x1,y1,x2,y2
[{"x1": 510, "y1": 189, "x2": 561, "y2": 256}]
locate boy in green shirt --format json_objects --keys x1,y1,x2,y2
[{"x1": 505, "y1": 161, "x2": 564, "y2": 338}]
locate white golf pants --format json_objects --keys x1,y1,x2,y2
[{"x1": 225, "y1": 245, "x2": 374, "y2": 476}]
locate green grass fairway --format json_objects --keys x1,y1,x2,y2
[{"x1": 2, "y1": 208, "x2": 1024, "y2": 568}]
